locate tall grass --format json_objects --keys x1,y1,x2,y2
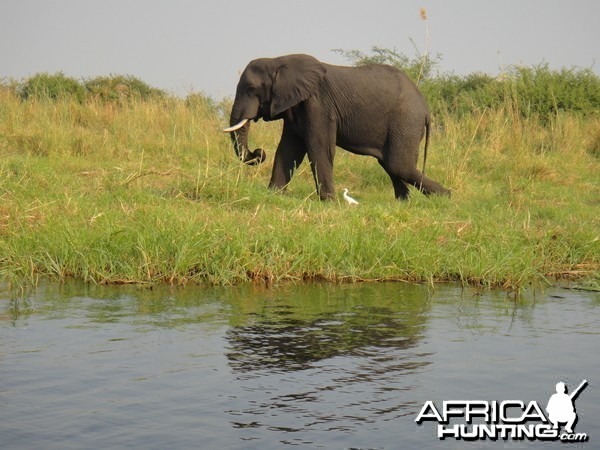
[{"x1": 0, "y1": 70, "x2": 598, "y2": 291}]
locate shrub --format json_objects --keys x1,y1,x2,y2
[
  {"x1": 421, "y1": 72, "x2": 506, "y2": 116},
  {"x1": 18, "y1": 72, "x2": 86, "y2": 102},
  {"x1": 333, "y1": 45, "x2": 441, "y2": 85},
  {"x1": 507, "y1": 64, "x2": 600, "y2": 118},
  {"x1": 84, "y1": 75, "x2": 165, "y2": 102}
]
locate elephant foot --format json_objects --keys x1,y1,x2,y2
[
  {"x1": 436, "y1": 187, "x2": 452, "y2": 198},
  {"x1": 318, "y1": 191, "x2": 335, "y2": 201},
  {"x1": 418, "y1": 180, "x2": 451, "y2": 198}
]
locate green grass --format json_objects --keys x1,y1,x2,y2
[{"x1": 0, "y1": 84, "x2": 598, "y2": 291}]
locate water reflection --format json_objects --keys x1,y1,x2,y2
[
  {"x1": 221, "y1": 283, "x2": 435, "y2": 439},
  {"x1": 1, "y1": 282, "x2": 599, "y2": 449},
  {"x1": 225, "y1": 283, "x2": 431, "y2": 374}
]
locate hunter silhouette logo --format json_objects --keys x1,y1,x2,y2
[
  {"x1": 546, "y1": 380, "x2": 587, "y2": 434},
  {"x1": 415, "y1": 379, "x2": 589, "y2": 442}
]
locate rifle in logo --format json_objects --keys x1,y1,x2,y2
[{"x1": 546, "y1": 379, "x2": 587, "y2": 434}]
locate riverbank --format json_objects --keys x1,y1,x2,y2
[{"x1": 0, "y1": 89, "x2": 598, "y2": 290}]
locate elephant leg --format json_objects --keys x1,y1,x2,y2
[
  {"x1": 401, "y1": 165, "x2": 451, "y2": 197},
  {"x1": 268, "y1": 127, "x2": 307, "y2": 191},
  {"x1": 388, "y1": 161, "x2": 450, "y2": 197},
  {"x1": 306, "y1": 134, "x2": 336, "y2": 201},
  {"x1": 384, "y1": 133, "x2": 451, "y2": 199},
  {"x1": 386, "y1": 163, "x2": 450, "y2": 199},
  {"x1": 378, "y1": 160, "x2": 411, "y2": 200},
  {"x1": 308, "y1": 156, "x2": 335, "y2": 200},
  {"x1": 414, "y1": 173, "x2": 450, "y2": 197}
]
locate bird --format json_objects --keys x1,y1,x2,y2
[{"x1": 342, "y1": 188, "x2": 359, "y2": 205}]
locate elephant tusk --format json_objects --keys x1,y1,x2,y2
[{"x1": 223, "y1": 119, "x2": 249, "y2": 132}]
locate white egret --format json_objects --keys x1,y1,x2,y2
[{"x1": 342, "y1": 188, "x2": 359, "y2": 205}]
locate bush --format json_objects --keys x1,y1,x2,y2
[
  {"x1": 18, "y1": 72, "x2": 86, "y2": 102},
  {"x1": 84, "y1": 75, "x2": 165, "y2": 102},
  {"x1": 421, "y1": 72, "x2": 506, "y2": 116},
  {"x1": 15, "y1": 73, "x2": 166, "y2": 104},
  {"x1": 508, "y1": 64, "x2": 600, "y2": 118},
  {"x1": 333, "y1": 45, "x2": 441, "y2": 85}
]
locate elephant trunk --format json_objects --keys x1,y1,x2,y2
[
  {"x1": 229, "y1": 115, "x2": 250, "y2": 159},
  {"x1": 227, "y1": 113, "x2": 266, "y2": 166}
]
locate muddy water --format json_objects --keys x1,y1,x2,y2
[{"x1": 1, "y1": 282, "x2": 598, "y2": 449}]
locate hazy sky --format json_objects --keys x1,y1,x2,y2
[{"x1": 1, "y1": 0, "x2": 598, "y2": 98}]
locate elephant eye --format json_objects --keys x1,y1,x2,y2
[{"x1": 246, "y1": 85, "x2": 258, "y2": 95}]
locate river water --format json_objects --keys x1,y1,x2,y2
[{"x1": 1, "y1": 282, "x2": 598, "y2": 449}]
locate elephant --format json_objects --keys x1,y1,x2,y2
[{"x1": 224, "y1": 54, "x2": 450, "y2": 201}]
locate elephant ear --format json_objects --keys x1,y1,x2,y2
[{"x1": 270, "y1": 55, "x2": 327, "y2": 118}]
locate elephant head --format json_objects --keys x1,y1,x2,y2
[{"x1": 224, "y1": 54, "x2": 327, "y2": 165}]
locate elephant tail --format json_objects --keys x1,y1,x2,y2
[{"x1": 422, "y1": 115, "x2": 430, "y2": 175}]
